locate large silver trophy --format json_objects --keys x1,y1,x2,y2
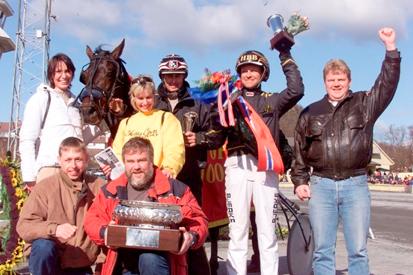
[
  {"x1": 106, "y1": 201, "x2": 183, "y2": 252},
  {"x1": 267, "y1": 13, "x2": 309, "y2": 52}
]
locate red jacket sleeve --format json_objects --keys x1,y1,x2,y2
[
  {"x1": 84, "y1": 189, "x2": 115, "y2": 246},
  {"x1": 179, "y1": 188, "x2": 209, "y2": 249}
]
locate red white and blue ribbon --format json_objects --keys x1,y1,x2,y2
[
  {"x1": 236, "y1": 96, "x2": 284, "y2": 173},
  {"x1": 217, "y1": 83, "x2": 284, "y2": 173},
  {"x1": 217, "y1": 79, "x2": 235, "y2": 127}
]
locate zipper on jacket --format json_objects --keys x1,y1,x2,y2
[
  {"x1": 330, "y1": 104, "x2": 339, "y2": 178},
  {"x1": 73, "y1": 182, "x2": 89, "y2": 224}
]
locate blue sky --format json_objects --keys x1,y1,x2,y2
[{"x1": 1, "y1": 0, "x2": 412, "y2": 140}]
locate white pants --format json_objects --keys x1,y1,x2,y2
[{"x1": 225, "y1": 154, "x2": 279, "y2": 275}]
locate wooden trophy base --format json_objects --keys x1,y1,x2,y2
[
  {"x1": 270, "y1": 31, "x2": 295, "y2": 52},
  {"x1": 107, "y1": 225, "x2": 182, "y2": 252}
]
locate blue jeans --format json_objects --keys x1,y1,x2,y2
[
  {"x1": 309, "y1": 175, "x2": 370, "y2": 275},
  {"x1": 29, "y1": 239, "x2": 93, "y2": 275},
  {"x1": 115, "y1": 249, "x2": 170, "y2": 275}
]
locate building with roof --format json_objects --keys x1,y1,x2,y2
[
  {"x1": 369, "y1": 140, "x2": 395, "y2": 172},
  {"x1": 0, "y1": 121, "x2": 19, "y2": 158},
  {"x1": 0, "y1": 0, "x2": 15, "y2": 56}
]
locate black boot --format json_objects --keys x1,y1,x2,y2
[
  {"x1": 188, "y1": 246, "x2": 211, "y2": 275},
  {"x1": 247, "y1": 254, "x2": 260, "y2": 273}
]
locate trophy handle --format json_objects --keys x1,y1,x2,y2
[{"x1": 270, "y1": 31, "x2": 295, "y2": 52}]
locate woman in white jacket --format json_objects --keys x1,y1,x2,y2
[{"x1": 19, "y1": 53, "x2": 95, "y2": 187}]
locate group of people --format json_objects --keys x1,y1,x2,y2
[
  {"x1": 16, "y1": 26, "x2": 400, "y2": 275},
  {"x1": 370, "y1": 170, "x2": 411, "y2": 185}
]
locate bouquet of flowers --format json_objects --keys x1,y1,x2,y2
[
  {"x1": 0, "y1": 158, "x2": 27, "y2": 273},
  {"x1": 189, "y1": 69, "x2": 240, "y2": 104},
  {"x1": 285, "y1": 13, "x2": 310, "y2": 37}
]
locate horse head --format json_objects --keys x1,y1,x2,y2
[{"x1": 75, "y1": 39, "x2": 132, "y2": 137}]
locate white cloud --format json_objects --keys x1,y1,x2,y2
[
  {"x1": 132, "y1": 0, "x2": 257, "y2": 49},
  {"x1": 285, "y1": 0, "x2": 413, "y2": 40},
  {"x1": 50, "y1": 0, "x2": 125, "y2": 43},
  {"x1": 47, "y1": 0, "x2": 413, "y2": 50}
]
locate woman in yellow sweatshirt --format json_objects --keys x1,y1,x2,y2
[{"x1": 112, "y1": 75, "x2": 185, "y2": 178}]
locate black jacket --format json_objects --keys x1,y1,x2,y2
[
  {"x1": 155, "y1": 82, "x2": 223, "y2": 202},
  {"x1": 291, "y1": 50, "x2": 401, "y2": 188},
  {"x1": 224, "y1": 51, "x2": 304, "y2": 157}
]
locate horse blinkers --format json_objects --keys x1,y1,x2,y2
[
  {"x1": 74, "y1": 87, "x2": 108, "y2": 125},
  {"x1": 76, "y1": 54, "x2": 122, "y2": 125}
]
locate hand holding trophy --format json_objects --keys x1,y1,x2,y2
[
  {"x1": 267, "y1": 13, "x2": 309, "y2": 52},
  {"x1": 183, "y1": 111, "x2": 198, "y2": 132}
]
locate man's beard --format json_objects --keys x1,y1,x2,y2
[{"x1": 127, "y1": 166, "x2": 154, "y2": 191}]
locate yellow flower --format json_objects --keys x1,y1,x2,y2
[
  {"x1": 15, "y1": 187, "x2": 24, "y2": 198},
  {"x1": 16, "y1": 199, "x2": 25, "y2": 210},
  {"x1": 0, "y1": 162, "x2": 26, "y2": 271},
  {"x1": 11, "y1": 177, "x2": 18, "y2": 187}
]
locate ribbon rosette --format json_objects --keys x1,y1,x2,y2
[
  {"x1": 189, "y1": 69, "x2": 284, "y2": 173},
  {"x1": 189, "y1": 69, "x2": 241, "y2": 127}
]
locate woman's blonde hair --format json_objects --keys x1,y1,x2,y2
[{"x1": 129, "y1": 75, "x2": 156, "y2": 111}]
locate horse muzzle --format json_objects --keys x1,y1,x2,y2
[
  {"x1": 74, "y1": 88, "x2": 107, "y2": 125},
  {"x1": 79, "y1": 104, "x2": 103, "y2": 125}
]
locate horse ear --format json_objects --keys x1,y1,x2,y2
[
  {"x1": 111, "y1": 39, "x2": 125, "y2": 60},
  {"x1": 86, "y1": 45, "x2": 94, "y2": 59}
]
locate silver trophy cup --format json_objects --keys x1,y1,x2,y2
[
  {"x1": 267, "y1": 13, "x2": 294, "y2": 51},
  {"x1": 267, "y1": 14, "x2": 284, "y2": 35},
  {"x1": 183, "y1": 111, "x2": 198, "y2": 132},
  {"x1": 107, "y1": 201, "x2": 183, "y2": 252}
]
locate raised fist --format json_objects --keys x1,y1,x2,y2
[{"x1": 378, "y1": 27, "x2": 396, "y2": 51}]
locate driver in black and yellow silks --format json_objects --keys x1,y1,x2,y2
[{"x1": 218, "y1": 49, "x2": 304, "y2": 275}]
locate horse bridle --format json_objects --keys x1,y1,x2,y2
[{"x1": 75, "y1": 53, "x2": 128, "y2": 125}]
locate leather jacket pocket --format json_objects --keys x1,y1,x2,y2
[
  {"x1": 346, "y1": 110, "x2": 368, "y2": 159},
  {"x1": 303, "y1": 116, "x2": 328, "y2": 167},
  {"x1": 347, "y1": 110, "x2": 365, "y2": 129},
  {"x1": 305, "y1": 118, "x2": 325, "y2": 139}
]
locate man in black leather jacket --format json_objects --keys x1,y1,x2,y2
[
  {"x1": 291, "y1": 27, "x2": 401, "y2": 275},
  {"x1": 155, "y1": 54, "x2": 223, "y2": 275}
]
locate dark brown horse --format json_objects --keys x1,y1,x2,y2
[{"x1": 75, "y1": 39, "x2": 133, "y2": 138}]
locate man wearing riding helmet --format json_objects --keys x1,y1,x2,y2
[
  {"x1": 221, "y1": 49, "x2": 304, "y2": 275},
  {"x1": 155, "y1": 54, "x2": 223, "y2": 275}
]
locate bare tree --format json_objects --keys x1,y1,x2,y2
[
  {"x1": 407, "y1": 126, "x2": 413, "y2": 169},
  {"x1": 379, "y1": 124, "x2": 413, "y2": 172},
  {"x1": 384, "y1": 125, "x2": 406, "y2": 146}
]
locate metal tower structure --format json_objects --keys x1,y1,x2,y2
[{"x1": 7, "y1": 0, "x2": 52, "y2": 159}]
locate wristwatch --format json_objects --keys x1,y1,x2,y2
[{"x1": 188, "y1": 231, "x2": 199, "y2": 248}]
